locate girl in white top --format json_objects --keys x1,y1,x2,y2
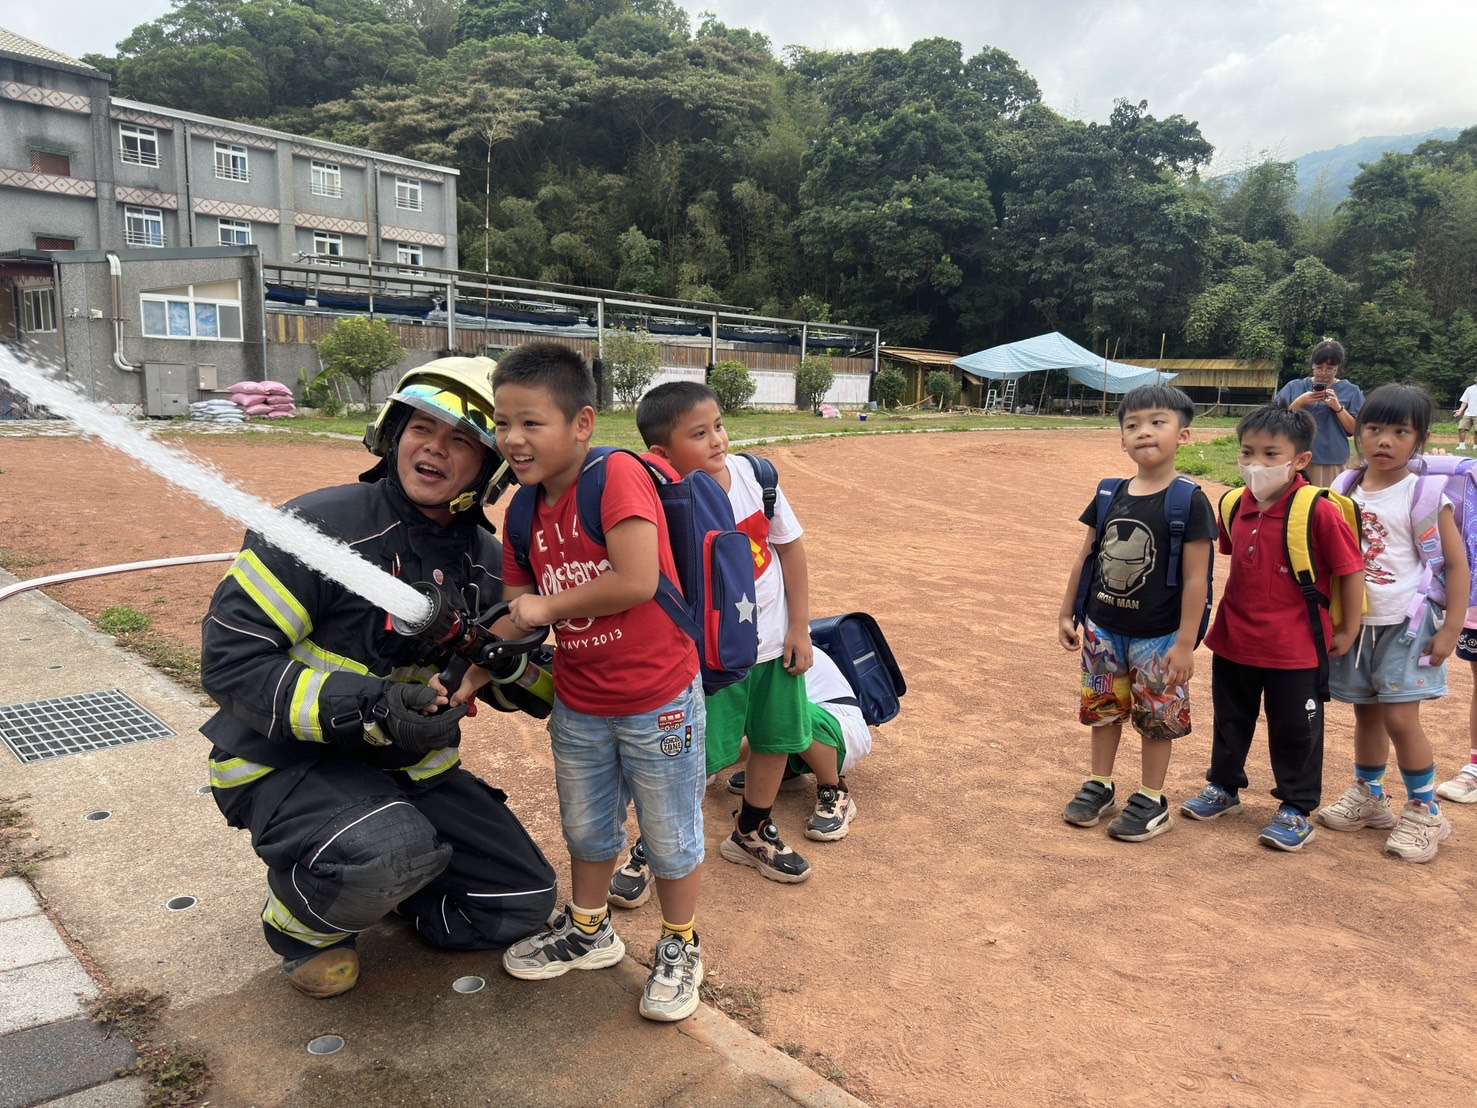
[{"x1": 1319, "y1": 384, "x2": 1470, "y2": 863}]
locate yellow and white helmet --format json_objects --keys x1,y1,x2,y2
[{"x1": 363, "y1": 356, "x2": 512, "y2": 512}]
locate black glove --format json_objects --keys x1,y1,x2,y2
[{"x1": 370, "y1": 683, "x2": 467, "y2": 755}]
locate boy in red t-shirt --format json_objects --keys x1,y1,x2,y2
[
  {"x1": 453, "y1": 341, "x2": 705, "y2": 1022},
  {"x1": 1181, "y1": 406, "x2": 1364, "y2": 850}
]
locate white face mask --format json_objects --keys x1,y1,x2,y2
[{"x1": 1239, "y1": 462, "x2": 1293, "y2": 501}]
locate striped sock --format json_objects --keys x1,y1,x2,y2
[
  {"x1": 662, "y1": 917, "x2": 696, "y2": 944},
  {"x1": 1400, "y1": 764, "x2": 1439, "y2": 815},
  {"x1": 570, "y1": 902, "x2": 608, "y2": 936},
  {"x1": 1355, "y1": 763, "x2": 1386, "y2": 799}
]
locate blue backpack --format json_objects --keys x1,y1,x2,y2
[
  {"x1": 737, "y1": 453, "x2": 778, "y2": 520},
  {"x1": 1072, "y1": 475, "x2": 1214, "y2": 645},
  {"x1": 809, "y1": 612, "x2": 906, "y2": 726},
  {"x1": 504, "y1": 447, "x2": 759, "y2": 694}
]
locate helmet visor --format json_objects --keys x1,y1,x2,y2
[{"x1": 392, "y1": 382, "x2": 497, "y2": 452}]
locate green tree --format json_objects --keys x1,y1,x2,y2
[
  {"x1": 793, "y1": 356, "x2": 834, "y2": 411},
  {"x1": 603, "y1": 328, "x2": 661, "y2": 408},
  {"x1": 873, "y1": 366, "x2": 907, "y2": 408},
  {"x1": 925, "y1": 369, "x2": 957, "y2": 409},
  {"x1": 709, "y1": 360, "x2": 756, "y2": 413},
  {"x1": 317, "y1": 318, "x2": 405, "y2": 411}
]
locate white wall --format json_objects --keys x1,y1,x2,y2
[{"x1": 625, "y1": 365, "x2": 871, "y2": 410}]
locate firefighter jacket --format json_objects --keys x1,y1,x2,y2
[{"x1": 201, "y1": 476, "x2": 504, "y2": 788}]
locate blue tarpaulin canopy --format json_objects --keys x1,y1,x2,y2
[{"x1": 954, "y1": 332, "x2": 1175, "y2": 395}]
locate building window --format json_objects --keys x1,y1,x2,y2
[
  {"x1": 140, "y1": 283, "x2": 243, "y2": 342},
  {"x1": 311, "y1": 160, "x2": 341, "y2": 198},
  {"x1": 35, "y1": 236, "x2": 76, "y2": 251},
  {"x1": 119, "y1": 124, "x2": 160, "y2": 167},
  {"x1": 312, "y1": 231, "x2": 343, "y2": 265},
  {"x1": 124, "y1": 206, "x2": 165, "y2": 248},
  {"x1": 214, "y1": 142, "x2": 249, "y2": 182},
  {"x1": 218, "y1": 218, "x2": 252, "y2": 247},
  {"x1": 29, "y1": 150, "x2": 70, "y2": 177},
  {"x1": 394, "y1": 177, "x2": 422, "y2": 211},
  {"x1": 21, "y1": 288, "x2": 57, "y2": 333},
  {"x1": 395, "y1": 243, "x2": 423, "y2": 272}
]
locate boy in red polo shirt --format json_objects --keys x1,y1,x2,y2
[{"x1": 1181, "y1": 406, "x2": 1364, "y2": 850}]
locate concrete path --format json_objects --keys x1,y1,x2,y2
[{"x1": 0, "y1": 574, "x2": 867, "y2": 1108}]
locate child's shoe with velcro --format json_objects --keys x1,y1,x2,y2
[
  {"x1": 719, "y1": 817, "x2": 812, "y2": 883},
  {"x1": 1063, "y1": 779, "x2": 1116, "y2": 827},
  {"x1": 1384, "y1": 800, "x2": 1452, "y2": 863},
  {"x1": 1258, "y1": 804, "x2": 1317, "y2": 851},
  {"x1": 1180, "y1": 783, "x2": 1242, "y2": 821},
  {"x1": 607, "y1": 839, "x2": 652, "y2": 909},
  {"x1": 1317, "y1": 781, "x2": 1397, "y2": 831},
  {"x1": 726, "y1": 767, "x2": 810, "y2": 796},
  {"x1": 502, "y1": 906, "x2": 625, "y2": 980},
  {"x1": 1107, "y1": 792, "x2": 1171, "y2": 841},
  {"x1": 805, "y1": 784, "x2": 857, "y2": 841},
  {"x1": 1436, "y1": 767, "x2": 1477, "y2": 804}
]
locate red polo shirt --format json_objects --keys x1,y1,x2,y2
[{"x1": 1204, "y1": 476, "x2": 1365, "y2": 669}]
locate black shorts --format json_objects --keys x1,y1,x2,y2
[{"x1": 1457, "y1": 629, "x2": 1477, "y2": 664}]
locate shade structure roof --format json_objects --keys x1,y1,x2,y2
[{"x1": 954, "y1": 332, "x2": 1176, "y2": 395}]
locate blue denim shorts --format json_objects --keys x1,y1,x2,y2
[
  {"x1": 548, "y1": 677, "x2": 706, "y2": 880},
  {"x1": 1329, "y1": 607, "x2": 1449, "y2": 705}
]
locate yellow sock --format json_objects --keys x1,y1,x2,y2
[
  {"x1": 1137, "y1": 786, "x2": 1163, "y2": 802},
  {"x1": 570, "y1": 902, "x2": 608, "y2": 936},
  {"x1": 1091, "y1": 775, "x2": 1113, "y2": 788},
  {"x1": 661, "y1": 917, "x2": 696, "y2": 944}
]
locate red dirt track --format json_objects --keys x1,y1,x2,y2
[{"x1": 3, "y1": 427, "x2": 1475, "y2": 1107}]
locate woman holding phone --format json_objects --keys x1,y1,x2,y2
[{"x1": 1274, "y1": 339, "x2": 1363, "y2": 486}]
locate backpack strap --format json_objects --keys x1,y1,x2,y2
[
  {"x1": 1217, "y1": 486, "x2": 1245, "y2": 543},
  {"x1": 1329, "y1": 467, "x2": 1361, "y2": 495},
  {"x1": 1285, "y1": 485, "x2": 1333, "y2": 701},
  {"x1": 740, "y1": 453, "x2": 779, "y2": 520},
  {"x1": 1072, "y1": 478, "x2": 1127, "y2": 627},
  {"x1": 1164, "y1": 476, "x2": 1198, "y2": 589},
  {"x1": 504, "y1": 484, "x2": 538, "y2": 576}
]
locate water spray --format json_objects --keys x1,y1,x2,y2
[{"x1": 0, "y1": 350, "x2": 430, "y2": 625}]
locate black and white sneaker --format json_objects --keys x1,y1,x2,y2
[
  {"x1": 1107, "y1": 792, "x2": 1172, "y2": 842},
  {"x1": 726, "y1": 766, "x2": 811, "y2": 796},
  {"x1": 719, "y1": 817, "x2": 812, "y2": 883},
  {"x1": 639, "y1": 933, "x2": 704, "y2": 1022},
  {"x1": 608, "y1": 839, "x2": 652, "y2": 909},
  {"x1": 804, "y1": 785, "x2": 857, "y2": 841},
  {"x1": 1063, "y1": 779, "x2": 1117, "y2": 827},
  {"x1": 502, "y1": 906, "x2": 625, "y2": 980}
]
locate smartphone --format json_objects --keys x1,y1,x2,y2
[{"x1": 1311, "y1": 382, "x2": 1327, "y2": 392}]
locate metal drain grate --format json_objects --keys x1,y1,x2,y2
[{"x1": 0, "y1": 689, "x2": 175, "y2": 764}]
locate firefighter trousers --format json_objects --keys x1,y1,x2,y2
[{"x1": 215, "y1": 755, "x2": 558, "y2": 960}]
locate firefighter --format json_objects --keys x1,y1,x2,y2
[{"x1": 201, "y1": 357, "x2": 556, "y2": 998}]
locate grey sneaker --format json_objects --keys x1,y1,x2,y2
[
  {"x1": 1436, "y1": 768, "x2": 1477, "y2": 804},
  {"x1": 502, "y1": 906, "x2": 626, "y2": 980},
  {"x1": 1317, "y1": 782, "x2": 1397, "y2": 831},
  {"x1": 805, "y1": 784, "x2": 857, "y2": 841},
  {"x1": 639, "y1": 933, "x2": 704, "y2": 1022},
  {"x1": 719, "y1": 817, "x2": 812, "y2": 883},
  {"x1": 608, "y1": 839, "x2": 652, "y2": 909}
]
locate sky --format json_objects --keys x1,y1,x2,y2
[{"x1": 7, "y1": 0, "x2": 1474, "y2": 170}]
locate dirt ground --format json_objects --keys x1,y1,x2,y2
[{"x1": 3, "y1": 426, "x2": 1476, "y2": 1107}]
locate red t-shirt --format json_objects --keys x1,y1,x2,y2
[
  {"x1": 502, "y1": 452, "x2": 698, "y2": 715},
  {"x1": 1203, "y1": 477, "x2": 1365, "y2": 669}
]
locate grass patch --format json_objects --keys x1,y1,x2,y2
[
  {"x1": 89, "y1": 988, "x2": 212, "y2": 1108},
  {"x1": 0, "y1": 794, "x2": 61, "y2": 879},
  {"x1": 98, "y1": 606, "x2": 153, "y2": 635},
  {"x1": 1176, "y1": 435, "x2": 1242, "y2": 487},
  {"x1": 112, "y1": 630, "x2": 202, "y2": 693},
  {"x1": 0, "y1": 547, "x2": 44, "y2": 572},
  {"x1": 776, "y1": 1042, "x2": 857, "y2": 1094},
  {"x1": 699, "y1": 974, "x2": 766, "y2": 1035}
]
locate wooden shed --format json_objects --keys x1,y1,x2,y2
[
  {"x1": 1118, "y1": 358, "x2": 1280, "y2": 411},
  {"x1": 878, "y1": 347, "x2": 961, "y2": 405}
]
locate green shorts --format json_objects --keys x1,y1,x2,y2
[
  {"x1": 787, "y1": 702, "x2": 845, "y2": 777},
  {"x1": 705, "y1": 657, "x2": 812, "y2": 775}
]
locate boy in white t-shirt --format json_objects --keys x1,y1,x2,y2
[
  {"x1": 632, "y1": 381, "x2": 853, "y2": 884},
  {"x1": 1454, "y1": 378, "x2": 1477, "y2": 451}
]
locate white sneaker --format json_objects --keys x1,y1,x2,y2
[
  {"x1": 1317, "y1": 781, "x2": 1398, "y2": 831},
  {"x1": 1385, "y1": 801, "x2": 1453, "y2": 863},
  {"x1": 1436, "y1": 768, "x2": 1477, "y2": 804}
]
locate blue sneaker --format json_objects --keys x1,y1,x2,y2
[
  {"x1": 1180, "y1": 784, "x2": 1242, "y2": 821},
  {"x1": 1258, "y1": 804, "x2": 1317, "y2": 852}
]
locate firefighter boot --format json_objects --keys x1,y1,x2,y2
[{"x1": 283, "y1": 946, "x2": 360, "y2": 998}]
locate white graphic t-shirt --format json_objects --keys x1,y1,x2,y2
[
  {"x1": 1351, "y1": 473, "x2": 1423, "y2": 625},
  {"x1": 724, "y1": 454, "x2": 803, "y2": 663},
  {"x1": 805, "y1": 647, "x2": 872, "y2": 773}
]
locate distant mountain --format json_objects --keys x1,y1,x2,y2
[{"x1": 1291, "y1": 127, "x2": 1463, "y2": 210}]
